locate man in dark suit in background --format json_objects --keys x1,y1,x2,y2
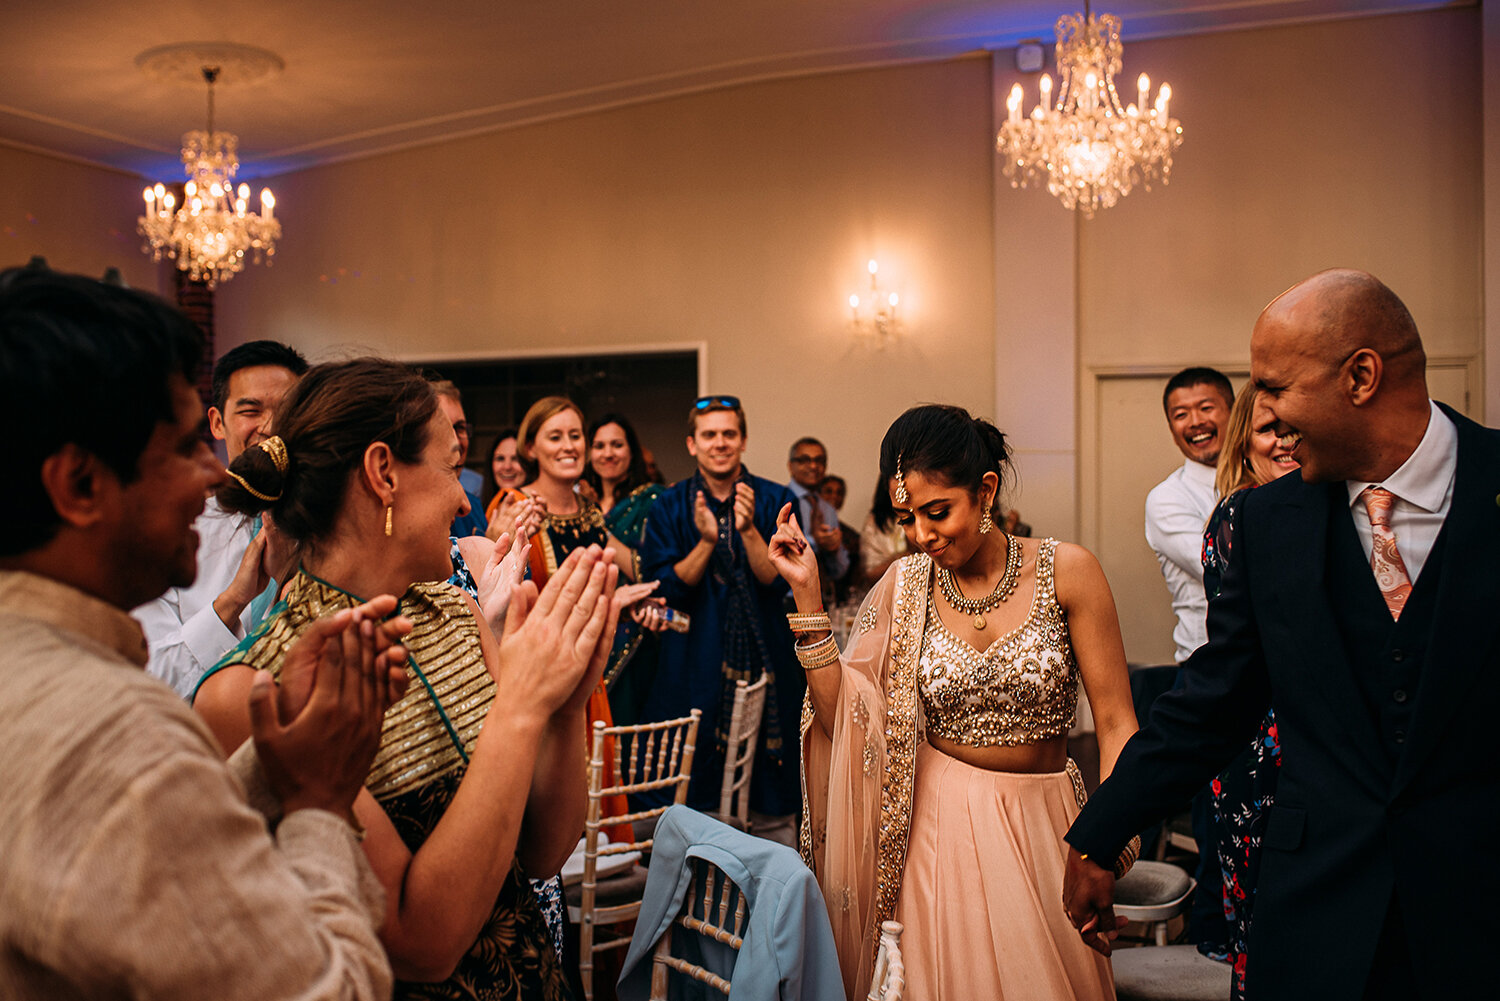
[{"x1": 1063, "y1": 269, "x2": 1499, "y2": 1000}]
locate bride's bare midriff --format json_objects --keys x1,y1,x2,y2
[{"x1": 926, "y1": 732, "x2": 1069, "y2": 773}]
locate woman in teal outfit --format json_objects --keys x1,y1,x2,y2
[
  {"x1": 581, "y1": 412, "x2": 665, "y2": 724},
  {"x1": 193, "y1": 359, "x2": 621, "y2": 1001}
]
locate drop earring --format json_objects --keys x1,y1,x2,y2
[
  {"x1": 979, "y1": 506, "x2": 993, "y2": 535},
  {"x1": 384, "y1": 505, "x2": 393, "y2": 537}
]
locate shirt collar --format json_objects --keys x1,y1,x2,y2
[
  {"x1": 1346, "y1": 400, "x2": 1457, "y2": 514},
  {"x1": 0, "y1": 569, "x2": 150, "y2": 667},
  {"x1": 1183, "y1": 458, "x2": 1217, "y2": 488},
  {"x1": 787, "y1": 480, "x2": 813, "y2": 499}
]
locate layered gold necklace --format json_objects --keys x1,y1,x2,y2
[{"x1": 935, "y1": 532, "x2": 1020, "y2": 630}]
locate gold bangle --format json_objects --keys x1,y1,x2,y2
[
  {"x1": 1113, "y1": 835, "x2": 1142, "y2": 879},
  {"x1": 795, "y1": 634, "x2": 840, "y2": 671},
  {"x1": 787, "y1": 611, "x2": 831, "y2": 634}
]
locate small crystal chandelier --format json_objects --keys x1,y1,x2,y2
[
  {"x1": 138, "y1": 66, "x2": 280, "y2": 288},
  {"x1": 997, "y1": 6, "x2": 1183, "y2": 218},
  {"x1": 848, "y1": 259, "x2": 901, "y2": 345}
]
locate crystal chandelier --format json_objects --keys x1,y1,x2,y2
[
  {"x1": 138, "y1": 66, "x2": 280, "y2": 288},
  {"x1": 848, "y1": 259, "x2": 901, "y2": 345},
  {"x1": 997, "y1": 7, "x2": 1183, "y2": 218}
]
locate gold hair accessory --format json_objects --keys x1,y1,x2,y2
[
  {"x1": 794, "y1": 634, "x2": 840, "y2": 671},
  {"x1": 893, "y1": 454, "x2": 909, "y2": 505},
  {"x1": 979, "y1": 506, "x2": 994, "y2": 535},
  {"x1": 226, "y1": 469, "x2": 280, "y2": 503},
  {"x1": 258, "y1": 435, "x2": 289, "y2": 474},
  {"x1": 384, "y1": 505, "x2": 393, "y2": 537}
]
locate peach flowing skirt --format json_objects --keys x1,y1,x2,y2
[{"x1": 895, "y1": 742, "x2": 1116, "y2": 1000}]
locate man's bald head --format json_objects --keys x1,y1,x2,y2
[
  {"x1": 1251, "y1": 269, "x2": 1432, "y2": 483},
  {"x1": 1259, "y1": 269, "x2": 1424, "y2": 382}
]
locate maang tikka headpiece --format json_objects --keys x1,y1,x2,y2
[{"x1": 894, "y1": 453, "x2": 909, "y2": 505}]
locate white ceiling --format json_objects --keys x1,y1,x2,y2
[{"x1": 0, "y1": 0, "x2": 1463, "y2": 181}]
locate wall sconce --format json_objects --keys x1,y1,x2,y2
[{"x1": 849, "y1": 259, "x2": 901, "y2": 345}]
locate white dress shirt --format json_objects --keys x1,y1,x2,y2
[
  {"x1": 1345, "y1": 401, "x2": 1457, "y2": 585},
  {"x1": 1145, "y1": 458, "x2": 1219, "y2": 664},
  {"x1": 132, "y1": 496, "x2": 256, "y2": 698}
]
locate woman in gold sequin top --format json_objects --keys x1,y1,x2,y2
[
  {"x1": 768, "y1": 404, "x2": 1139, "y2": 1000},
  {"x1": 194, "y1": 360, "x2": 622, "y2": 1001}
]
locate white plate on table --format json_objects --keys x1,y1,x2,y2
[{"x1": 560, "y1": 836, "x2": 643, "y2": 886}]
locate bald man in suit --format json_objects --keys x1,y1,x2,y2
[{"x1": 1063, "y1": 269, "x2": 1499, "y2": 1000}]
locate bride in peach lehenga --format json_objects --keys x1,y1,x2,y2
[{"x1": 768, "y1": 405, "x2": 1141, "y2": 1000}]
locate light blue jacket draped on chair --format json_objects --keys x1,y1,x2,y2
[{"x1": 617, "y1": 806, "x2": 844, "y2": 1001}]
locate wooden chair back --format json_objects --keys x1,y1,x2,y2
[
  {"x1": 716, "y1": 673, "x2": 768, "y2": 828},
  {"x1": 648, "y1": 855, "x2": 749, "y2": 999},
  {"x1": 575, "y1": 709, "x2": 702, "y2": 1000}
]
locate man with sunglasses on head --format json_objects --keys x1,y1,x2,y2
[{"x1": 639, "y1": 395, "x2": 803, "y2": 845}]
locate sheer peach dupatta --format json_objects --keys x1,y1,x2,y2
[{"x1": 799, "y1": 553, "x2": 931, "y2": 999}]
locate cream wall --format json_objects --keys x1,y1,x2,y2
[
  {"x1": 0, "y1": 144, "x2": 166, "y2": 292},
  {"x1": 5, "y1": 9, "x2": 1486, "y2": 669},
  {"x1": 215, "y1": 58, "x2": 999, "y2": 519},
  {"x1": 996, "y1": 8, "x2": 1482, "y2": 665}
]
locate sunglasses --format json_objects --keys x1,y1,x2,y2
[{"x1": 693, "y1": 395, "x2": 741, "y2": 410}]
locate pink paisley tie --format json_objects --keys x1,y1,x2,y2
[{"x1": 1361, "y1": 486, "x2": 1412, "y2": 620}]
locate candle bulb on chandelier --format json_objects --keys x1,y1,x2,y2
[
  {"x1": 1039, "y1": 73, "x2": 1053, "y2": 114},
  {"x1": 1156, "y1": 83, "x2": 1172, "y2": 121},
  {"x1": 1007, "y1": 83, "x2": 1023, "y2": 125},
  {"x1": 261, "y1": 189, "x2": 275, "y2": 220},
  {"x1": 1137, "y1": 74, "x2": 1149, "y2": 114}
]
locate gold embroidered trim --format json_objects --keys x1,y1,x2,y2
[
  {"x1": 1065, "y1": 757, "x2": 1087, "y2": 809},
  {"x1": 873, "y1": 551, "x2": 930, "y2": 939}
]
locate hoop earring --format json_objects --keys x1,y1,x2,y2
[
  {"x1": 979, "y1": 507, "x2": 993, "y2": 535},
  {"x1": 385, "y1": 505, "x2": 393, "y2": 537}
]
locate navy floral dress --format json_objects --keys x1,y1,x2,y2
[{"x1": 1201, "y1": 490, "x2": 1280, "y2": 1000}]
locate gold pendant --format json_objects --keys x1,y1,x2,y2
[{"x1": 974, "y1": 614, "x2": 986, "y2": 630}]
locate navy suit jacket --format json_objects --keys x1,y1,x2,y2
[{"x1": 1069, "y1": 406, "x2": 1500, "y2": 1000}]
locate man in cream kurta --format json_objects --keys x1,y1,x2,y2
[{"x1": 0, "y1": 266, "x2": 393, "y2": 1000}]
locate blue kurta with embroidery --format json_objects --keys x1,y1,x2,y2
[{"x1": 640, "y1": 470, "x2": 803, "y2": 816}]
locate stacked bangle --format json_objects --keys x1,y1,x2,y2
[
  {"x1": 794, "y1": 634, "x2": 840, "y2": 671},
  {"x1": 787, "y1": 611, "x2": 831, "y2": 634}
]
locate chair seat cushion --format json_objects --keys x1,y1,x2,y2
[
  {"x1": 1115, "y1": 860, "x2": 1193, "y2": 907},
  {"x1": 1112, "y1": 944, "x2": 1230, "y2": 1001},
  {"x1": 564, "y1": 864, "x2": 650, "y2": 909}
]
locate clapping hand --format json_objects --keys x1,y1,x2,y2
[
  {"x1": 487, "y1": 492, "x2": 544, "y2": 543},
  {"x1": 767, "y1": 502, "x2": 818, "y2": 596},
  {"x1": 250, "y1": 595, "x2": 412, "y2": 818},
  {"x1": 492, "y1": 546, "x2": 619, "y2": 721},
  {"x1": 809, "y1": 502, "x2": 842, "y2": 554},
  {"x1": 613, "y1": 579, "x2": 667, "y2": 632},
  {"x1": 733, "y1": 482, "x2": 755, "y2": 534},
  {"x1": 693, "y1": 490, "x2": 719, "y2": 546},
  {"x1": 475, "y1": 530, "x2": 531, "y2": 638}
]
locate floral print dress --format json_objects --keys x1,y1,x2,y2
[{"x1": 1202, "y1": 488, "x2": 1280, "y2": 1001}]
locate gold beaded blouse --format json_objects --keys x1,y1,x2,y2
[{"x1": 916, "y1": 537, "x2": 1079, "y2": 746}]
